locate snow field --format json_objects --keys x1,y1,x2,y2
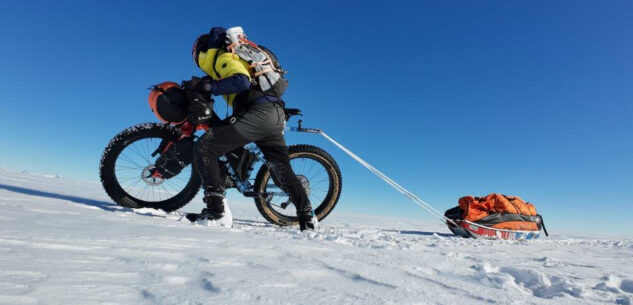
[{"x1": 0, "y1": 168, "x2": 632, "y2": 305}]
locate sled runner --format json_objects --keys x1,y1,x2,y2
[{"x1": 446, "y1": 219, "x2": 543, "y2": 240}]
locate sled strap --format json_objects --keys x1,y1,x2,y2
[
  {"x1": 253, "y1": 68, "x2": 274, "y2": 77},
  {"x1": 249, "y1": 59, "x2": 272, "y2": 68},
  {"x1": 319, "y1": 131, "x2": 457, "y2": 227},
  {"x1": 538, "y1": 214, "x2": 549, "y2": 236}
]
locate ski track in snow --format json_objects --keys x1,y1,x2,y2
[{"x1": 0, "y1": 168, "x2": 631, "y2": 305}]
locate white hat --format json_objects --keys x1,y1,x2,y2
[{"x1": 225, "y1": 26, "x2": 245, "y2": 46}]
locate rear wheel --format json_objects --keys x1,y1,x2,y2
[
  {"x1": 99, "y1": 123, "x2": 200, "y2": 212},
  {"x1": 254, "y1": 144, "x2": 342, "y2": 226}
]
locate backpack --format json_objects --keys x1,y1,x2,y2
[{"x1": 225, "y1": 28, "x2": 288, "y2": 98}]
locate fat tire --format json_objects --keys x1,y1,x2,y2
[
  {"x1": 99, "y1": 123, "x2": 201, "y2": 212},
  {"x1": 254, "y1": 144, "x2": 342, "y2": 226}
]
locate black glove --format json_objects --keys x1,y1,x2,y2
[{"x1": 182, "y1": 76, "x2": 213, "y2": 95}]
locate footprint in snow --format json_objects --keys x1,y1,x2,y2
[
  {"x1": 472, "y1": 262, "x2": 584, "y2": 299},
  {"x1": 593, "y1": 275, "x2": 633, "y2": 304}
]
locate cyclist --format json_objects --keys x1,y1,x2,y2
[{"x1": 185, "y1": 27, "x2": 317, "y2": 231}]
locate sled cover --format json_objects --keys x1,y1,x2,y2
[{"x1": 459, "y1": 194, "x2": 541, "y2": 231}]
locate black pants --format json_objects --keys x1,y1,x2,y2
[{"x1": 193, "y1": 102, "x2": 312, "y2": 218}]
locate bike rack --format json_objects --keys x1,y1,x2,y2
[{"x1": 288, "y1": 120, "x2": 457, "y2": 226}]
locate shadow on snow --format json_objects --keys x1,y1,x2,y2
[
  {"x1": 0, "y1": 183, "x2": 457, "y2": 237},
  {"x1": 0, "y1": 183, "x2": 120, "y2": 212},
  {"x1": 381, "y1": 229, "x2": 455, "y2": 238}
]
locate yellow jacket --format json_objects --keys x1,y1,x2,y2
[{"x1": 197, "y1": 48, "x2": 251, "y2": 107}]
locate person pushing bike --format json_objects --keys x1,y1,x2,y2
[{"x1": 184, "y1": 26, "x2": 318, "y2": 231}]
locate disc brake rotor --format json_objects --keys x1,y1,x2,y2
[{"x1": 141, "y1": 165, "x2": 164, "y2": 186}]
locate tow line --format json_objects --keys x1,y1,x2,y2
[{"x1": 289, "y1": 120, "x2": 458, "y2": 227}]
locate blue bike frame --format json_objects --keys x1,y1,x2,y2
[{"x1": 218, "y1": 143, "x2": 264, "y2": 194}]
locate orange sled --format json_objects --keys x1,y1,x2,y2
[{"x1": 444, "y1": 194, "x2": 548, "y2": 240}]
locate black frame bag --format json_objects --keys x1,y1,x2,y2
[{"x1": 152, "y1": 137, "x2": 194, "y2": 179}]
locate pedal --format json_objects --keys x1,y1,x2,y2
[
  {"x1": 242, "y1": 191, "x2": 258, "y2": 197},
  {"x1": 280, "y1": 200, "x2": 292, "y2": 209},
  {"x1": 243, "y1": 191, "x2": 268, "y2": 198}
]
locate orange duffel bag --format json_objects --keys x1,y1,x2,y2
[{"x1": 445, "y1": 194, "x2": 548, "y2": 239}]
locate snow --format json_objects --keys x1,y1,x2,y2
[{"x1": 0, "y1": 168, "x2": 632, "y2": 305}]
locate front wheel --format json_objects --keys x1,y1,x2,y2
[
  {"x1": 99, "y1": 123, "x2": 201, "y2": 212},
  {"x1": 254, "y1": 144, "x2": 342, "y2": 226}
]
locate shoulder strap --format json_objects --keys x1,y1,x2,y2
[
  {"x1": 212, "y1": 50, "x2": 222, "y2": 78},
  {"x1": 258, "y1": 45, "x2": 286, "y2": 74}
]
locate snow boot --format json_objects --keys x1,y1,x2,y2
[
  {"x1": 299, "y1": 214, "x2": 319, "y2": 231},
  {"x1": 186, "y1": 187, "x2": 232, "y2": 228}
]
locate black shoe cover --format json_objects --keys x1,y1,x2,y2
[
  {"x1": 299, "y1": 220, "x2": 315, "y2": 231},
  {"x1": 299, "y1": 215, "x2": 318, "y2": 231},
  {"x1": 186, "y1": 207, "x2": 223, "y2": 223},
  {"x1": 185, "y1": 213, "x2": 202, "y2": 223}
]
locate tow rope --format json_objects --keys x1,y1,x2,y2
[{"x1": 289, "y1": 121, "x2": 457, "y2": 227}]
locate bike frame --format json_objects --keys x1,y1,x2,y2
[
  {"x1": 154, "y1": 121, "x2": 276, "y2": 198},
  {"x1": 218, "y1": 143, "x2": 264, "y2": 194}
]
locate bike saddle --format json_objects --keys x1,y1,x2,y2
[{"x1": 283, "y1": 108, "x2": 302, "y2": 118}]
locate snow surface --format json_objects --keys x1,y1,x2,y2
[{"x1": 0, "y1": 168, "x2": 631, "y2": 305}]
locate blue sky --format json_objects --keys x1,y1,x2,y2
[{"x1": 1, "y1": 1, "x2": 631, "y2": 233}]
